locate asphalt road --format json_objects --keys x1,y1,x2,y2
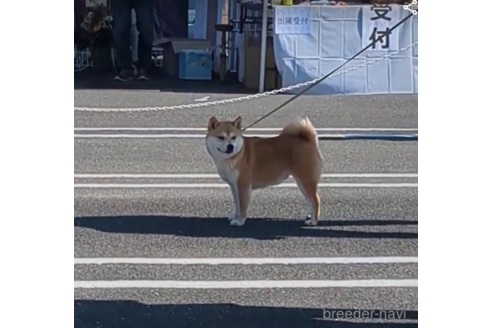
[
  {"x1": 74, "y1": 92, "x2": 418, "y2": 128},
  {"x1": 74, "y1": 91, "x2": 418, "y2": 328}
]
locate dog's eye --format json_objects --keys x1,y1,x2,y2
[
  {"x1": 218, "y1": 136, "x2": 224, "y2": 140},
  {"x1": 231, "y1": 137, "x2": 236, "y2": 140}
]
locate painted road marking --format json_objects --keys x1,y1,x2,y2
[
  {"x1": 74, "y1": 183, "x2": 417, "y2": 189},
  {"x1": 74, "y1": 134, "x2": 416, "y2": 139},
  {"x1": 74, "y1": 256, "x2": 418, "y2": 265},
  {"x1": 75, "y1": 127, "x2": 418, "y2": 132},
  {"x1": 74, "y1": 279, "x2": 418, "y2": 289},
  {"x1": 74, "y1": 173, "x2": 417, "y2": 179}
]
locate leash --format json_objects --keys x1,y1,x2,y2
[{"x1": 242, "y1": 9, "x2": 417, "y2": 132}]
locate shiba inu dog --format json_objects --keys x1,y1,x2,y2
[{"x1": 205, "y1": 116, "x2": 323, "y2": 227}]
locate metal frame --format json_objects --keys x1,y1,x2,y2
[
  {"x1": 259, "y1": 0, "x2": 268, "y2": 92},
  {"x1": 227, "y1": 0, "x2": 272, "y2": 92}
]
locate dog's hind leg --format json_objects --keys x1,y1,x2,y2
[
  {"x1": 293, "y1": 177, "x2": 321, "y2": 226},
  {"x1": 291, "y1": 144, "x2": 323, "y2": 225},
  {"x1": 306, "y1": 191, "x2": 321, "y2": 226}
]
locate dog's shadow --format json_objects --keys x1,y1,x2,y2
[
  {"x1": 74, "y1": 216, "x2": 417, "y2": 240},
  {"x1": 74, "y1": 300, "x2": 418, "y2": 328}
]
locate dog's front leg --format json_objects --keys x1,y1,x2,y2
[
  {"x1": 229, "y1": 184, "x2": 252, "y2": 227},
  {"x1": 227, "y1": 182, "x2": 239, "y2": 221}
]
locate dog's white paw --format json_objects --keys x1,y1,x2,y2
[
  {"x1": 304, "y1": 219, "x2": 318, "y2": 226},
  {"x1": 229, "y1": 218, "x2": 246, "y2": 226},
  {"x1": 304, "y1": 216, "x2": 318, "y2": 226},
  {"x1": 227, "y1": 212, "x2": 237, "y2": 221}
]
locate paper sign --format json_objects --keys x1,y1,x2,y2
[
  {"x1": 362, "y1": 4, "x2": 400, "y2": 51},
  {"x1": 274, "y1": 7, "x2": 311, "y2": 35}
]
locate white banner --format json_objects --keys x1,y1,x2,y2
[{"x1": 272, "y1": 5, "x2": 417, "y2": 95}]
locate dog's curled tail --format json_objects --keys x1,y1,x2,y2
[{"x1": 280, "y1": 117, "x2": 318, "y2": 145}]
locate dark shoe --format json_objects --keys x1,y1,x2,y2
[
  {"x1": 114, "y1": 69, "x2": 134, "y2": 81},
  {"x1": 137, "y1": 69, "x2": 150, "y2": 81}
]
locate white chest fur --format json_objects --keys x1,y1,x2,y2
[{"x1": 214, "y1": 160, "x2": 238, "y2": 185}]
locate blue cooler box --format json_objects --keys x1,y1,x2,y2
[{"x1": 178, "y1": 50, "x2": 212, "y2": 80}]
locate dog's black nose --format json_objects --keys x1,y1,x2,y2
[{"x1": 226, "y1": 144, "x2": 234, "y2": 154}]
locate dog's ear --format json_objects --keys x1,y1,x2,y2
[
  {"x1": 208, "y1": 116, "x2": 219, "y2": 130},
  {"x1": 232, "y1": 116, "x2": 242, "y2": 129}
]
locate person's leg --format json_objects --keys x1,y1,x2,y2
[
  {"x1": 112, "y1": 0, "x2": 134, "y2": 80},
  {"x1": 134, "y1": 0, "x2": 154, "y2": 80}
]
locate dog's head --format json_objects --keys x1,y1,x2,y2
[{"x1": 205, "y1": 116, "x2": 244, "y2": 160}]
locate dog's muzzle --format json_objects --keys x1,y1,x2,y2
[{"x1": 217, "y1": 144, "x2": 234, "y2": 154}]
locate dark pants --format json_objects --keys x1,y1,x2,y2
[{"x1": 112, "y1": 0, "x2": 154, "y2": 70}]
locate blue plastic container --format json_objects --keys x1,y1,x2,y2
[{"x1": 178, "y1": 50, "x2": 212, "y2": 80}]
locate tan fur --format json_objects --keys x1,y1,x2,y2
[
  {"x1": 205, "y1": 116, "x2": 323, "y2": 227},
  {"x1": 280, "y1": 117, "x2": 318, "y2": 145}
]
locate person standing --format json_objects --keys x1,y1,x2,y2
[{"x1": 112, "y1": 0, "x2": 154, "y2": 81}]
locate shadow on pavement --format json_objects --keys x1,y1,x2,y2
[
  {"x1": 74, "y1": 71, "x2": 255, "y2": 95},
  {"x1": 74, "y1": 216, "x2": 417, "y2": 240},
  {"x1": 74, "y1": 301, "x2": 417, "y2": 328}
]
